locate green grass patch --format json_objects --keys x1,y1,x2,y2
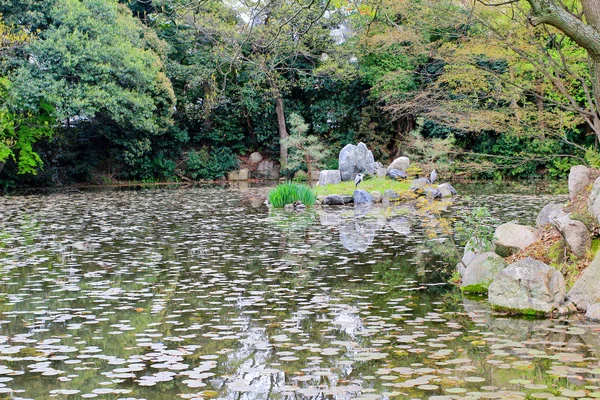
[
  {"x1": 491, "y1": 304, "x2": 548, "y2": 318},
  {"x1": 460, "y1": 282, "x2": 491, "y2": 295},
  {"x1": 315, "y1": 177, "x2": 411, "y2": 196},
  {"x1": 268, "y1": 182, "x2": 317, "y2": 208}
]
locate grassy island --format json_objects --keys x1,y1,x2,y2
[{"x1": 314, "y1": 177, "x2": 412, "y2": 197}]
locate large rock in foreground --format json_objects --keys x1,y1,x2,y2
[
  {"x1": 339, "y1": 142, "x2": 375, "y2": 181},
  {"x1": 569, "y1": 165, "x2": 594, "y2": 202},
  {"x1": 461, "y1": 252, "x2": 507, "y2": 294},
  {"x1": 568, "y1": 251, "x2": 600, "y2": 311},
  {"x1": 353, "y1": 189, "x2": 373, "y2": 205},
  {"x1": 488, "y1": 258, "x2": 567, "y2": 316},
  {"x1": 493, "y1": 223, "x2": 538, "y2": 257},
  {"x1": 387, "y1": 156, "x2": 410, "y2": 172},
  {"x1": 550, "y1": 213, "x2": 591, "y2": 258},
  {"x1": 318, "y1": 170, "x2": 341, "y2": 186}
]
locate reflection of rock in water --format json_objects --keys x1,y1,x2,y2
[
  {"x1": 320, "y1": 212, "x2": 342, "y2": 226},
  {"x1": 229, "y1": 181, "x2": 249, "y2": 191},
  {"x1": 388, "y1": 216, "x2": 411, "y2": 236},
  {"x1": 462, "y1": 298, "x2": 552, "y2": 340},
  {"x1": 340, "y1": 219, "x2": 378, "y2": 252}
]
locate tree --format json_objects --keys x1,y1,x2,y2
[
  {"x1": 475, "y1": 0, "x2": 600, "y2": 140},
  {"x1": 0, "y1": 17, "x2": 53, "y2": 176},
  {"x1": 10, "y1": 0, "x2": 175, "y2": 176},
  {"x1": 282, "y1": 113, "x2": 330, "y2": 179},
  {"x1": 154, "y1": 0, "x2": 340, "y2": 168}
]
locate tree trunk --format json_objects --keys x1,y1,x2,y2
[
  {"x1": 304, "y1": 149, "x2": 313, "y2": 186},
  {"x1": 0, "y1": 161, "x2": 4, "y2": 176},
  {"x1": 582, "y1": 0, "x2": 600, "y2": 137},
  {"x1": 526, "y1": 0, "x2": 600, "y2": 139},
  {"x1": 274, "y1": 92, "x2": 288, "y2": 167}
]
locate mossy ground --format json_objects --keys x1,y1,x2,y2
[
  {"x1": 460, "y1": 282, "x2": 491, "y2": 295},
  {"x1": 491, "y1": 305, "x2": 548, "y2": 318},
  {"x1": 315, "y1": 177, "x2": 412, "y2": 197}
]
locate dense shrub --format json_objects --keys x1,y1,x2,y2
[
  {"x1": 186, "y1": 147, "x2": 238, "y2": 181},
  {"x1": 268, "y1": 182, "x2": 317, "y2": 208}
]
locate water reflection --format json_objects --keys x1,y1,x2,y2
[
  {"x1": 318, "y1": 206, "x2": 413, "y2": 253},
  {"x1": 0, "y1": 186, "x2": 598, "y2": 400}
]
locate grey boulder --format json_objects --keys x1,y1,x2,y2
[
  {"x1": 256, "y1": 160, "x2": 280, "y2": 180},
  {"x1": 493, "y1": 223, "x2": 538, "y2": 257},
  {"x1": 437, "y1": 183, "x2": 457, "y2": 197},
  {"x1": 387, "y1": 169, "x2": 407, "y2": 180},
  {"x1": 322, "y1": 194, "x2": 345, "y2": 206},
  {"x1": 550, "y1": 213, "x2": 591, "y2": 258},
  {"x1": 318, "y1": 170, "x2": 342, "y2": 186},
  {"x1": 588, "y1": 176, "x2": 600, "y2": 223},
  {"x1": 461, "y1": 252, "x2": 507, "y2": 294},
  {"x1": 459, "y1": 238, "x2": 495, "y2": 277},
  {"x1": 228, "y1": 168, "x2": 250, "y2": 181},
  {"x1": 338, "y1": 142, "x2": 375, "y2": 181},
  {"x1": 536, "y1": 203, "x2": 565, "y2": 227},
  {"x1": 353, "y1": 189, "x2": 374, "y2": 205},
  {"x1": 371, "y1": 191, "x2": 382, "y2": 203},
  {"x1": 488, "y1": 258, "x2": 567, "y2": 315},
  {"x1": 249, "y1": 152, "x2": 262, "y2": 163},
  {"x1": 410, "y1": 178, "x2": 430, "y2": 190},
  {"x1": 568, "y1": 251, "x2": 600, "y2": 311},
  {"x1": 585, "y1": 303, "x2": 600, "y2": 321},
  {"x1": 387, "y1": 156, "x2": 410, "y2": 172},
  {"x1": 569, "y1": 165, "x2": 594, "y2": 202},
  {"x1": 382, "y1": 190, "x2": 399, "y2": 204}
]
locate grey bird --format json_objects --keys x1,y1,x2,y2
[
  {"x1": 354, "y1": 173, "x2": 364, "y2": 187},
  {"x1": 430, "y1": 169, "x2": 438, "y2": 184}
]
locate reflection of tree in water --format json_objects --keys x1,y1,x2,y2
[{"x1": 411, "y1": 237, "x2": 459, "y2": 279}]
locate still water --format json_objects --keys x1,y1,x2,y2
[{"x1": 0, "y1": 186, "x2": 599, "y2": 400}]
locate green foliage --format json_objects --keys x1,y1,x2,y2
[
  {"x1": 455, "y1": 207, "x2": 497, "y2": 251},
  {"x1": 585, "y1": 147, "x2": 600, "y2": 169},
  {"x1": 0, "y1": 78, "x2": 54, "y2": 174},
  {"x1": 282, "y1": 113, "x2": 331, "y2": 175},
  {"x1": 268, "y1": 182, "x2": 317, "y2": 208},
  {"x1": 186, "y1": 148, "x2": 237, "y2": 181}
]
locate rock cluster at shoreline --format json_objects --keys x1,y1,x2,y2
[{"x1": 460, "y1": 164, "x2": 600, "y2": 319}]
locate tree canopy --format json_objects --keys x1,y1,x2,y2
[{"x1": 0, "y1": 0, "x2": 599, "y2": 188}]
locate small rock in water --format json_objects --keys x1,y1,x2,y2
[
  {"x1": 353, "y1": 189, "x2": 373, "y2": 205},
  {"x1": 322, "y1": 194, "x2": 345, "y2": 206},
  {"x1": 371, "y1": 191, "x2": 382, "y2": 203}
]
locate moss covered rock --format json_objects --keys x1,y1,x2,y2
[
  {"x1": 461, "y1": 252, "x2": 507, "y2": 295},
  {"x1": 488, "y1": 257, "x2": 567, "y2": 316}
]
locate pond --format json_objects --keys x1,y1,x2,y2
[{"x1": 0, "y1": 185, "x2": 599, "y2": 400}]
